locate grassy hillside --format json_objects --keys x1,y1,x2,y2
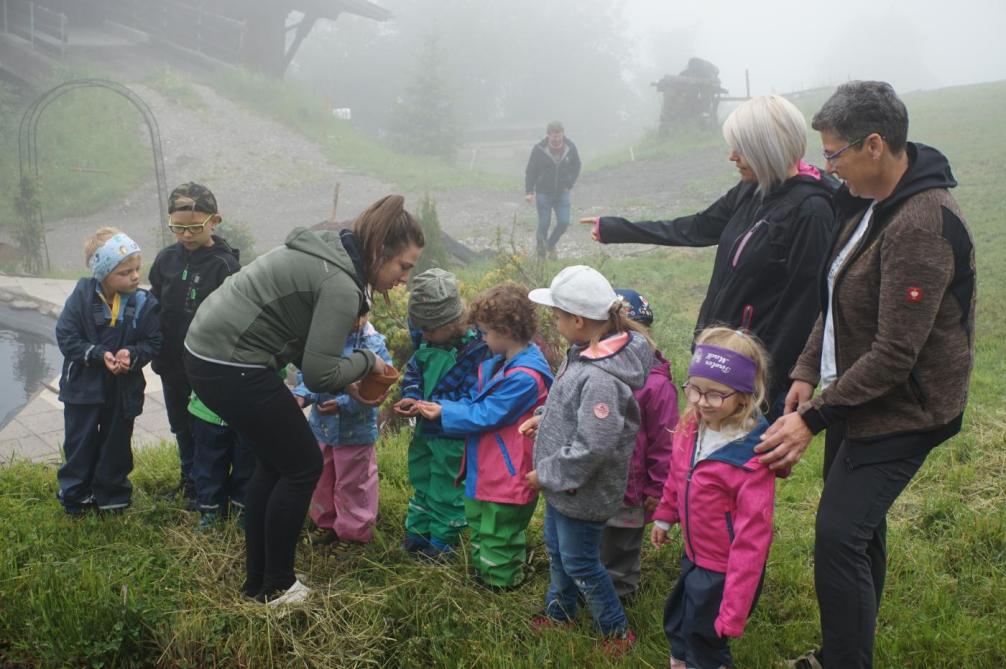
[{"x1": 1, "y1": 80, "x2": 1004, "y2": 668}]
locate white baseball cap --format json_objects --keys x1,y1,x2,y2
[{"x1": 528, "y1": 265, "x2": 620, "y2": 320}]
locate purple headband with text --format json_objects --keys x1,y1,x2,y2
[{"x1": 688, "y1": 344, "x2": 757, "y2": 393}]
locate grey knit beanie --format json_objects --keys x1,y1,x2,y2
[{"x1": 408, "y1": 268, "x2": 464, "y2": 330}]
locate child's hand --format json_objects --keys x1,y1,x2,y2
[
  {"x1": 525, "y1": 470, "x2": 540, "y2": 491},
  {"x1": 114, "y1": 349, "x2": 131, "y2": 372},
  {"x1": 394, "y1": 398, "x2": 420, "y2": 417},
  {"x1": 294, "y1": 394, "x2": 306, "y2": 409},
  {"x1": 650, "y1": 524, "x2": 669, "y2": 549},
  {"x1": 315, "y1": 399, "x2": 340, "y2": 416},
  {"x1": 643, "y1": 496, "x2": 659, "y2": 514},
  {"x1": 518, "y1": 415, "x2": 541, "y2": 440},
  {"x1": 415, "y1": 401, "x2": 442, "y2": 420},
  {"x1": 103, "y1": 351, "x2": 127, "y2": 375}
]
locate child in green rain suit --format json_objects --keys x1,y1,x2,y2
[{"x1": 394, "y1": 269, "x2": 490, "y2": 560}]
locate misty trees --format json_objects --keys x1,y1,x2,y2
[
  {"x1": 292, "y1": 0, "x2": 645, "y2": 154},
  {"x1": 389, "y1": 34, "x2": 460, "y2": 158}
]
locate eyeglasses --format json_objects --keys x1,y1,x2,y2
[
  {"x1": 167, "y1": 212, "x2": 214, "y2": 235},
  {"x1": 821, "y1": 137, "x2": 866, "y2": 164},
  {"x1": 682, "y1": 382, "x2": 736, "y2": 408}
]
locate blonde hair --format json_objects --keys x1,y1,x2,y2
[
  {"x1": 722, "y1": 95, "x2": 807, "y2": 196},
  {"x1": 83, "y1": 227, "x2": 122, "y2": 267},
  {"x1": 585, "y1": 302, "x2": 654, "y2": 350},
  {"x1": 684, "y1": 326, "x2": 771, "y2": 431}
]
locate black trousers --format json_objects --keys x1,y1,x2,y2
[
  {"x1": 815, "y1": 422, "x2": 928, "y2": 669},
  {"x1": 159, "y1": 369, "x2": 195, "y2": 486},
  {"x1": 58, "y1": 401, "x2": 134, "y2": 509},
  {"x1": 185, "y1": 353, "x2": 322, "y2": 596}
]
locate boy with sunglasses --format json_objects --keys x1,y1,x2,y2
[{"x1": 149, "y1": 183, "x2": 242, "y2": 511}]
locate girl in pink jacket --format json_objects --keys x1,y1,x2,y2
[{"x1": 651, "y1": 327, "x2": 782, "y2": 669}]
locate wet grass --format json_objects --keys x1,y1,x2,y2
[{"x1": 1, "y1": 80, "x2": 1004, "y2": 667}]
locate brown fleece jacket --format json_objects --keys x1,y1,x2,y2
[{"x1": 791, "y1": 143, "x2": 975, "y2": 442}]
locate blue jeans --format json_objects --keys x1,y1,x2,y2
[
  {"x1": 542, "y1": 501, "x2": 628, "y2": 635},
  {"x1": 535, "y1": 189, "x2": 571, "y2": 256}
]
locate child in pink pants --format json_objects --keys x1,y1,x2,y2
[{"x1": 293, "y1": 316, "x2": 392, "y2": 547}]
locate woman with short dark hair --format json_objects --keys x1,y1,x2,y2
[{"x1": 758, "y1": 81, "x2": 976, "y2": 669}]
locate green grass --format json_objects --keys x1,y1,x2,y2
[
  {"x1": 210, "y1": 70, "x2": 511, "y2": 193},
  {"x1": 2, "y1": 80, "x2": 1005, "y2": 667},
  {"x1": 0, "y1": 72, "x2": 150, "y2": 233}
]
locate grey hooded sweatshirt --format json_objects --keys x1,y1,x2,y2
[
  {"x1": 185, "y1": 227, "x2": 375, "y2": 394},
  {"x1": 534, "y1": 331, "x2": 653, "y2": 522}
]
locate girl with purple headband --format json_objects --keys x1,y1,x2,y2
[{"x1": 650, "y1": 326, "x2": 784, "y2": 669}]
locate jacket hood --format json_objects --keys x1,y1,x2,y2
[
  {"x1": 503, "y1": 343, "x2": 553, "y2": 378},
  {"x1": 284, "y1": 227, "x2": 355, "y2": 276},
  {"x1": 768, "y1": 167, "x2": 839, "y2": 201},
  {"x1": 836, "y1": 142, "x2": 957, "y2": 218},
  {"x1": 574, "y1": 331, "x2": 653, "y2": 390}
]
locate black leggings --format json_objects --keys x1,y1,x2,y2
[{"x1": 185, "y1": 353, "x2": 322, "y2": 596}]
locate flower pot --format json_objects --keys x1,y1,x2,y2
[{"x1": 358, "y1": 365, "x2": 399, "y2": 402}]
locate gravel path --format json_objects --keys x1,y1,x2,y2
[{"x1": 40, "y1": 82, "x2": 737, "y2": 268}]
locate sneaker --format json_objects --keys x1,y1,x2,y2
[
  {"x1": 401, "y1": 532, "x2": 431, "y2": 553},
  {"x1": 530, "y1": 610, "x2": 575, "y2": 632},
  {"x1": 600, "y1": 628, "x2": 636, "y2": 657},
  {"x1": 310, "y1": 528, "x2": 339, "y2": 546},
  {"x1": 784, "y1": 650, "x2": 824, "y2": 669},
  {"x1": 265, "y1": 579, "x2": 311, "y2": 607},
  {"x1": 415, "y1": 542, "x2": 455, "y2": 564},
  {"x1": 197, "y1": 511, "x2": 221, "y2": 532}
]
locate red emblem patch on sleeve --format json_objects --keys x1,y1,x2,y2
[
  {"x1": 906, "y1": 287, "x2": 923, "y2": 302},
  {"x1": 593, "y1": 403, "x2": 610, "y2": 419}
]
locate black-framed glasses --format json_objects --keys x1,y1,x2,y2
[
  {"x1": 167, "y1": 212, "x2": 214, "y2": 235},
  {"x1": 682, "y1": 382, "x2": 736, "y2": 408},
  {"x1": 821, "y1": 137, "x2": 866, "y2": 164}
]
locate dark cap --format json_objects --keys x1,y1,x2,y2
[
  {"x1": 168, "y1": 182, "x2": 218, "y2": 214},
  {"x1": 614, "y1": 288, "x2": 654, "y2": 326}
]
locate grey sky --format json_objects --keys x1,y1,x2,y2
[{"x1": 625, "y1": 0, "x2": 1006, "y2": 96}]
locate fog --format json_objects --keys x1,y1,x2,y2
[{"x1": 290, "y1": 0, "x2": 1006, "y2": 154}]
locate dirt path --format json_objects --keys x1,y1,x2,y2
[{"x1": 41, "y1": 82, "x2": 737, "y2": 268}]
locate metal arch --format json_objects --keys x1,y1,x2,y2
[{"x1": 17, "y1": 79, "x2": 171, "y2": 257}]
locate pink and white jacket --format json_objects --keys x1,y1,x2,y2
[
  {"x1": 653, "y1": 414, "x2": 784, "y2": 638},
  {"x1": 623, "y1": 349, "x2": 678, "y2": 515}
]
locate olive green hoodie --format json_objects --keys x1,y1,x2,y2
[{"x1": 185, "y1": 227, "x2": 375, "y2": 394}]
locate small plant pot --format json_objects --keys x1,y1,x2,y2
[{"x1": 358, "y1": 365, "x2": 399, "y2": 402}]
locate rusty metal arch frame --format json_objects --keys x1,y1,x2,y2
[{"x1": 17, "y1": 78, "x2": 170, "y2": 269}]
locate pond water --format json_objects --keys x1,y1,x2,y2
[{"x1": 0, "y1": 312, "x2": 63, "y2": 429}]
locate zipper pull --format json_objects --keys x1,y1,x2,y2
[
  {"x1": 181, "y1": 267, "x2": 188, "y2": 281},
  {"x1": 741, "y1": 305, "x2": 754, "y2": 332}
]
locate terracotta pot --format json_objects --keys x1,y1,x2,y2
[{"x1": 358, "y1": 365, "x2": 399, "y2": 402}]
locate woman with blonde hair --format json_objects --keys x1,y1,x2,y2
[{"x1": 586, "y1": 95, "x2": 837, "y2": 415}]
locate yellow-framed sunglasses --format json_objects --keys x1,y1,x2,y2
[{"x1": 167, "y1": 212, "x2": 215, "y2": 235}]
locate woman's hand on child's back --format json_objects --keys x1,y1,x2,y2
[
  {"x1": 650, "y1": 525, "x2": 669, "y2": 549},
  {"x1": 518, "y1": 415, "x2": 541, "y2": 440},
  {"x1": 415, "y1": 401, "x2": 442, "y2": 420},
  {"x1": 393, "y1": 398, "x2": 420, "y2": 417}
]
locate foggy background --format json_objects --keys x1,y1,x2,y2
[{"x1": 290, "y1": 0, "x2": 1006, "y2": 155}]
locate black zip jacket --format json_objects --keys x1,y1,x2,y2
[
  {"x1": 524, "y1": 137, "x2": 582, "y2": 196},
  {"x1": 598, "y1": 172, "x2": 838, "y2": 400},
  {"x1": 148, "y1": 235, "x2": 241, "y2": 375}
]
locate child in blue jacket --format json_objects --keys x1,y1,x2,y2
[
  {"x1": 293, "y1": 315, "x2": 393, "y2": 547},
  {"x1": 55, "y1": 228, "x2": 162, "y2": 515}
]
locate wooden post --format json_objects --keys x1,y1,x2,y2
[
  {"x1": 329, "y1": 182, "x2": 341, "y2": 224},
  {"x1": 29, "y1": 1, "x2": 34, "y2": 48},
  {"x1": 745, "y1": 69, "x2": 751, "y2": 99},
  {"x1": 469, "y1": 147, "x2": 478, "y2": 171}
]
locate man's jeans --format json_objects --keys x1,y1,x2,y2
[
  {"x1": 542, "y1": 501, "x2": 628, "y2": 635},
  {"x1": 535, "y1": 189, "x2": 571, "y2": 257}
]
